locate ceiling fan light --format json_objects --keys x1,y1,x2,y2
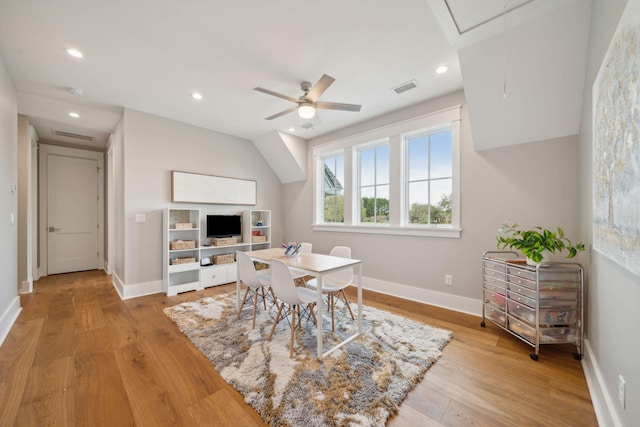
[{"x1": 298, "y1": 103, "x2": 315, "y2": 119}]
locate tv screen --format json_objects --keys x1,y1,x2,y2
[{"x1": 206, "y1": 214, "x2": 242, "y2": 238}]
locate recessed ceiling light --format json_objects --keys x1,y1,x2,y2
[
  {"x1": 288, "y1": 127, "x2": 295, "y2": 132},
  {"x1": 191, "y1": 92, "x2": 203, "y2": 100},
  {"x1": 69, "y1": 112, "x2": 79, "y2": 118},
  {"x1": 436, "y1": 65, "x2": 448, "y2": 74},
  {"x1": 66, "y1": 48, "x2": 83, "y2": 58}
]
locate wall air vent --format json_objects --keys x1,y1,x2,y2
[
  {"x1": 52, "y1": 130, "x2": 94, "y2": 141},
  {"x1": 392, "y1": 80, "x2": 418, "y2": 94}
]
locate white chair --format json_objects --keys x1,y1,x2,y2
[
  {"x1": 268, "y1": 258, "x2": 317, "y2": 358},
  {"x1": 290, "y1": 242, "x2": 312, "y2": 285},
  {"x1": 236, "y1": 251, "x2": 274, "y2": 329},
  {"x1": 305, "y1": 245, "x2": 355, "y2": 332}
]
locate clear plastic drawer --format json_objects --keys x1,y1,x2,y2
[
  {"x1": 508, "y1": 315, "x2": 577, "y2": 344},
  {"x1": 484, "y1": 303, "x2": 506, "y2": 326},
  {"x1": 484, "y1": 289, "x2": 506, "y2": 308},
  {"x1": 507, "y1": 300, "x2": 577, "y2": 326}
]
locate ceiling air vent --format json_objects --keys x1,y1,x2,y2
[
  {"x1": 392, "y1": 80, "x2": 418, "y2": 95},
  {"x1": 52, "y1": 130, "x2": 94, "y2": 141}
]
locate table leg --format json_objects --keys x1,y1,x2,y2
[
  {"x1": 236, "y1": 262, "x2": 241, "y2": 312},
  {"x1": 316, "y1": 274, "x2": 324, "y2": 359},
  {"x1": 357, "y1": 263, "x2": 362, "y2": 334}
]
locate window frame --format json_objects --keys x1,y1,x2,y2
[{"x1": 312, "y1": 105, "x2": 461, "y2": 238}]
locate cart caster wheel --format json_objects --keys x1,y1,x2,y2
[
  {"x1": 530, "y1": 354, "x2": 539, "y2": 361},
  {"x1": 480, "y1": 321, "x2": 486, "y2": 328},
  {"x1": 573, "y1": 352, "x2": 583, "y2": 360}
]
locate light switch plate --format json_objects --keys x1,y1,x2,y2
[{"x1": 135, "y1": 213, "x2": 146, "y2": 223}]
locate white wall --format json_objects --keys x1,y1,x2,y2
[
  {"x1": 0, "y1": 55, "x2": 20, "y2": 346},
  {"x1": 579, "y1": 1, "x2": 640, "y2": 426},
  {"x1": 117, "y1": 109, "x2": 282, "y2": 295},
  {"x1": 284, "y1": 90, "x2": 581, "y2": 309}
]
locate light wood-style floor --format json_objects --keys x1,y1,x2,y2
[{"x1": 0, "y1": 270, "x2": 597, "y2": 426}]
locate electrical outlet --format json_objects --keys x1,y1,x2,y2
[
  {"x1": 445, "y1": 274, "x2": 453, "y2": 286},
  {"x1": 619, "y1": 375, "x2": 626, "y2": 409}
]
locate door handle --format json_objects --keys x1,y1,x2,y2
[{"x1": 48, "y1": 226, "x2": 61, "y2": 232}]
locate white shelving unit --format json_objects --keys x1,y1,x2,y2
[
  {"x1": 164, "y1": 208, "x2": 271, "y2": 296},
  {"x1": 163, "y1": 209, "x2": 201, "y2": 296},
  {"x1": 247, "y1": 210, "x2": 271, "y2": 250}
]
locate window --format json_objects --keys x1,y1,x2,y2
[
  {"x1": 358, "y1": 142, "x2": 390, "y2": 224},
  {"x1": 312, "y1": 105, "x2": 460, "y2": 238},
  {"x1": 321, "y1": 153, "x2": 344, "y2": 223},
  {"x1": 406, "y1": 128, "x2": 452, "y2": 225}
]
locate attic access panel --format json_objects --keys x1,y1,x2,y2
[{"x1": 445, "y1": 0, "x2": 534, "y2": 34}]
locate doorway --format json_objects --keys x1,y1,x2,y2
[{"x1": 39, "y1": 144, "x2": 104, "y2": 276}]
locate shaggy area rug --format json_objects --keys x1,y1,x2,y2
[{"x1": 164, "y1": 292, "x2": 452, "y2": 426}]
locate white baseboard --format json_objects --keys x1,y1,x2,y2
[
  {"x1": 582, "y1": 339, "x2": 620, "y2": 427},
  {"x1": 111, "y1": 273, "x2": 162, "y2": 300},
  {"x1": 20, "y1": 278, "x2": 33, "y2": 294},
  {"x1": 0, "y1": 296, "x2": 22, "y2": 348},
  {"x1": 358, "y1": 276, "x2": 482, "y2": 317}
]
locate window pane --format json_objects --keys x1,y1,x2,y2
[
  {"x1": 321, "y1": 153, "x2": 344, "y2": 224},
  {"x1": 430, "y1": 178, "x2": 452, "y2": 224},
  {"x1": 360, "y1": 186, "x2": 375, "y2": 223},
  {"x1": 360, "y1": 148, "x2": 375, "y2": 186},
  {"x1": 376, "y1": 145, "x2": 390, "y2": 185},
  {"x1": 376, "y1": 184, "x2": 390, "y2": 223},
  {"x1": 430, "y1": 130, "x2": 452, "y2": 179},
  {"x1": 323, "y1": 192, "x2": 344, "y2": 223},
  {"x1": 408, "y1": 181, "x2": 429, "y2": 224},
  {"x1": 408, "y1": 135, "x2": 429, "y2": 181}
]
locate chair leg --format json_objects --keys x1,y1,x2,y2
[
  {"x1": 268, "y1": 302, "x2": 284, "y2": 340},
  {"x1": 237, "y1": 287, "x2": 251, "y2": 319},
  {"x1": 308, "y1": 303, "x2": 317, "y2": 325},
  {"x1": 290, "y1": 306, "x2": 296, "y2": 358},
  {"x1": 330, "y1": 293, "x2": 336, "y2": 332},
  {"x1": 252, "y1": 289, "x2": 259, "y2": 329},
  {"x1": 340, "y1": 290, "x2": 355, "y2": 320},
  {"x1": 261, "y1": 287, "x2": 267, "y2": 309}
]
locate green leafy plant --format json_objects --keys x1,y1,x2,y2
[{"x1": 496, "y1": 223, "x2": 585, "y2": 263}]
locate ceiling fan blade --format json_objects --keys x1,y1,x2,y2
[
  {"x1": 254, "y1": 87, "x2": 300, "y2": 104},
  {"x1": 305, "y1": 74, "x2": 335, "y2": 103},
  {"x1": 315, "y1": 101, "x2": 361, "y2": 112},
  {"x1": 265, "y1": 105, "x2": 298, "y2": 120}
]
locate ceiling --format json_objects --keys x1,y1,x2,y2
[{"x1": 0, "y1": 0, "x2": 587, "y2": 149}]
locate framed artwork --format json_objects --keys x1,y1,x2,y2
[
  {"x1": 592, "y1": 0, "x2": 640, "y2": 276},
  {"x1": 171, "y1": 171, "x2": 257, "y2": 205}
]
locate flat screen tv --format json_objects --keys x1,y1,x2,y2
[{"x1": 206, "y1": 214, "x2": 242, "y2": 238}]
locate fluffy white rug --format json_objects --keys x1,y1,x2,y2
[{"x1": 164, "y1": 292, "x2": 452, "y2": 426}]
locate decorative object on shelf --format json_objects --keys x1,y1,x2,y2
[
  {"x1": 256, "y1": 216, "x2": 264, "y2": 227},
  {"x1": 282, "y1": 242, "x2": 302, "y2": 257},
  {"x1": 496, "y1": 222, "x2": 585, "y2": 265}
]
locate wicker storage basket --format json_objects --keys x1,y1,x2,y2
[
  {"x1": 174, "y1": 223, "x2": 193, "y2": 229},
  {"x1": 212, "y1": 237, "x2": 238, "y2": 246},
  {"x1": 170, "y1": 256, "x2": 196, "y2": 265},
  {"x1": 251, "y1": 235, "x2": 267, "y2": 243},
  {"x1": 170, "y1": 240, "x2": 196, "y2": 250},
  {"x1": 213, "y1": 253, "x2": 235, "y2": 265}
]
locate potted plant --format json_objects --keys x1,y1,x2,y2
[{"x1": 496, "y1": 222, "x2": 585, "y2": 265}]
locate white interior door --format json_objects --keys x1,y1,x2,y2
[{"x1": 47, "y1": 154, "x2": 99, "y2": 274}]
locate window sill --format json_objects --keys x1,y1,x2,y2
[{"x1": 311, "y1": 223, "x2": 461, "y2": 238}]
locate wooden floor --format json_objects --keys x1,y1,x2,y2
[{"x1": 0, "y1": 270, "x2": 597, "y2": 426}]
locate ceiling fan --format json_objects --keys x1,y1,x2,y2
[{"x1": 254, "y1": 74, "x2": 361, "y2": 120}]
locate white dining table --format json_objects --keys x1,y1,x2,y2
[{"x1": 239, "y1": 247, "x2": 363, "y2": 359}]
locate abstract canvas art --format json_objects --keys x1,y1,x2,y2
[{"x1": 592, "y1": 0, "x2": 640, "y2": 276}]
